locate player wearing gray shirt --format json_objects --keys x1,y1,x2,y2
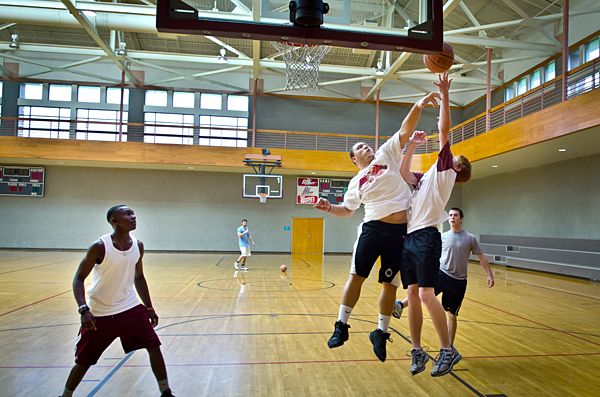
[{"x1": 394, "y1": 207, "x2": 494, "y2": 347}]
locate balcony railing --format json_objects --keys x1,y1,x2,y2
[{"x1": 1, "y1": 57, "x2": 599, "y2": 153}]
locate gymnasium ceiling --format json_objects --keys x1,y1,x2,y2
[
  {"x1": 1, "y1": 0, "x2": 598, "y2": 105},
  {"x1": 1, "y1": 0, "x2": 600, "y2": 181}
]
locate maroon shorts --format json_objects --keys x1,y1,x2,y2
[{"x1": 74, "y1": 304, "x2": 161, "y2": 365}]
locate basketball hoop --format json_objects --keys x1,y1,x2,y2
[
  {"x1": 271, "y1": 42, "x2": 331, "y2": 91},
  {"x1": 258, "y1": 192, "x2": 268, "y2": 203}
]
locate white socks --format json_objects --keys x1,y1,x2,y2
[
  {"x1": 378, "y1": 314, "x2": 391, "y2": 333},
  {"x1": 338, "y1": 305, "x2": 353, "y2": 323}
]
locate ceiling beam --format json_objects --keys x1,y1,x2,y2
[
  {"x1": 365, "y1": 52, "x2": 413, "y2": 100},
  {"x1": 58, "y1": 0, "x2": 138, "y2": 85},
  {"x1": 445, "y1": 35, "x2": 560, "y2": 52},
  {"x1": 458, "y1": 1, "x2": 487, "y2": 38},
  {"x1": 501, "y1": 0, "x2": 562, "y2": 48}
]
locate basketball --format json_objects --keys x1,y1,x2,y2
[
  {"x1": 423, "y1": 43, "x2": 454, "y2": 73},
  {"x1": 280, "y1": 265, "x2": 287, "y2": 272}
]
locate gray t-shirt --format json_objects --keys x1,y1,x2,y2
[{"x1": 439, "y1": 230, "x2": 482, "y2": 280}]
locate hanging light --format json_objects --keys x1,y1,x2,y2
[
  {"x1": 217, "y1": 48, "x2": 228, "y2": 63},
  {"x1": 9, "y1": 32, "x2": 19, "y2": 49},
  {"x1": 116, "y1": 41, "x2": 127, "y2": 56},
  {"x1": 375, "y1": 59, "x2": 385, "y2": 75}
]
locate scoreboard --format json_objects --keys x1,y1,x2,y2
[
  {"x1": 0, "y1": 166, "x2": 45, "y2": 197},
  {"x1": 296, "y1": 177, "x2": 351, "y2": 205},
  {"x1": 319, "y1": 179, "x2": 350, "y2": 205}
]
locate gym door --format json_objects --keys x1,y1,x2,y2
[{"x1": 292, "y1": 218, "x2": 324, "y2": 254}]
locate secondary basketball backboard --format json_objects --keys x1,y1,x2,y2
[
  {"x1": 243, "y1": 174, "x2": 283, "y2": 199},
  {"x1": 157, "y1": 0, "x2": 443, "y2": 53}
]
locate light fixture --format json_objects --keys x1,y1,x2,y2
[
  {"x1": 311, "y1": 172, "x2": 316, "y2": 174},
  {"x1": 82, "y1": 10, "x2": 97, "y2": 17},
  {"x1": 188, "y1": 166, "x2": 194, "y2": 169},
  {"x1": 492, "y1": 165, "x2": 498, "y2": 168},
  {"x1": 116, "y1": 41, "x2": 127, "y2": 56},
  {"x1": 9, "y1": 32, "x2": 19, "y2": 49},
  {"x1": 217, "y1": 48, "x2": 227, "y2": 63},
  {"x1": 558, "y1": 148, "x2": 566, "y2": 152},
  {"x1": 375, "y1": 59, "x2": 385, "y2": 75}
]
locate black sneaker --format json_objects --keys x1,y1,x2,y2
[
  {"x1": 369, "y1": 328, "x2": 392, "y2": 362},
  {"x1": 327, "y1": 321, "x2": 350, "y2": 348},
  {"x1": 431, "y1": 346, "x2": 462, "y2": 377},
  {"x1": 409, "y1": 348, "x2": 429, "y2": 375},
  {"x1": 161, "y1": 389, "x2": 176, "y2": 397}
]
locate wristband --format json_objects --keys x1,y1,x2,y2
[
  {"x1": 147, "y1": 307, "x2": 155, "y2": 312},
  {"x1": 327, "y1": 203, "x2": 332, "y2": 213}
]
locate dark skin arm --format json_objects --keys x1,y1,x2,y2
[
  {"x1": 134, "y1": 241, "x2": 159, "y2": 327},
  {"x1": 73, "y1": 240, "x2": 105, "y2": 331}
]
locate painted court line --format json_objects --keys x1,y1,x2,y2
[
  {"x1": 5, "y1": 351, "x2": 600, "y2": 370},
  {"x1": 0, "y1": 289, "x2": 72, "y2": 317},
  {"x1": 466, "y1": 297, "x2": 600, "y2": 347}
]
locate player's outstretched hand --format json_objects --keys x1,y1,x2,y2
[
  {"x1": 148, "y1": 309, "x2": 159, "y2": 327},
  {"x1": 313, "y1": 198, "x2": 332, "y2": 213},
  {"x1": 409, "y1": 131, "x2": 427, "y2": 147},
  {"x1": 416, "y1": 92, "x2": 440, "y2": 109},
  {"x1": 433, "y1": 72, "x2": 452, "y2": 97},
  {"x1": 487, "y1": 275, "x2": 495, "y2": 288}
]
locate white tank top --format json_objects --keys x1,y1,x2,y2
[{"x1": 86, "y1": 234, "x2": 141, "y2": 316}]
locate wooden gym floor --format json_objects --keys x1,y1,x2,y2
[{"x1": 0, "y1": 250, "x2": 599, "y2": 397}]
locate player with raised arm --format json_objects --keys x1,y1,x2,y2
[
  {"x1": 313, "y1": 92, "x2": 439, "y2": 362},
  {"x1": 398, "y1": 73, "x2": 472, "y2": 377},
  {"x1": 58, "y1": 205, "x2": 174, "y2": 397},
  {"x1": 394, "y1": 207, "x2": 495, "y2": 346}
]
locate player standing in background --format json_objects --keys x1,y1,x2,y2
[{"x1": 235, "y1": 219, "x2": 255, "y2": 271}]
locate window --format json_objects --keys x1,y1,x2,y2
[
  {"x1": 21, "y1": 83, "x2": 43, "y2": 100},
  {"x1": 106, "y1": 88, "x2": 129, "y2": 105},
  {"x1": 545, "y1": 61, "x2": 555, "y2": 81},
  {"x1": 76, "y1": 109, "x2": 128, "y2": 142},
  {"x1": 586, "y1": 37, "x2": 599, "y2": 62},
  {"x1": 227, "y1": 95, "x2": 249, "y2": 111},
  {"x1": 49, "y1": 85, "x2": 72, "y2": 101},
  {"x1": 199, "y1": 115, "x2": 247, "y2": 147},
  {"x1": 18, "y1": 106, "x2": 70, "y2": 139},
  {"x1": 530, "y1": 69, "x2": 541, "y2": 89},
  {"x1": 200, "y1": 93, "x2": 222, "y2": 110},
  {"x1": 505, "y1": 85, "x2": 515, "y2": 101},
  {"x1": 146, "y1": 90, "x2": 168, "y2": 106},
  {"x1": 173, "y1": 92, "x2": 195, "y2": 108},
  {"x1": 517, "y1": 77, "x2": 527, "y2": 95},
  {"x1": 78, "y1": 86, "x2": 101, "y2": 103},
  {"x1": 144, "y1": 113, "x2": 194, "y2": 145},
  {"x1": 568, "y1": 48, "x2": 580, "y2": 70}
]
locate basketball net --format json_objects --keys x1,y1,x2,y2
[
  {"x1": 271, "y1": 42, "x2": 331, "y2": 91},
  {"x1": 258, "y1": 193, "x2": 268, "y2": 203}
]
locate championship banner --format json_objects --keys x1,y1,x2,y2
[{"x1": 297, "y1": 177, "x2": 319, "y2": 204}]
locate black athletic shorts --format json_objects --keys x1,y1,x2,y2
[
  {"x1": 400, "y1": 227, "x2": 442, "y2": 288},
  {"x1": 351, "y1": 220, "x2": 407, "y2": 286},
  {"x1": 435, "y1": 270, "x2": 467, "y2": 316}
]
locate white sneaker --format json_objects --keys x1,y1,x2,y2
[
  {"x1": 241, "y1": 265, "x2": 248, "y2": 271},
  {"x1": 234, "y1": 262, "x2": 239, "y2": 270},
  {"x1": 392, "y1": 300, "x2": 404, "y2": 319}
]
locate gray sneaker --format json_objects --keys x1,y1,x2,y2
[
  {"x1": 410, "y1": 348, "x2": 429, "y2": 375},
  {"x1": 431, "y1": 346, "x2": 461, "y2": 377},
  {"x1": 392, "y1": 300, "x2": 404, "y2": 319}
]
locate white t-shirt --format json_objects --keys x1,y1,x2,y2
[
  {"x1": 407, "y1": 142, "x2": 457, "y2": 234},
  {"x1": 86, "y1": 234, "x2": 142, "y2": 316},
  {"x1": 342, "y1": 133, "x2": 412, "y2": 222}
]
